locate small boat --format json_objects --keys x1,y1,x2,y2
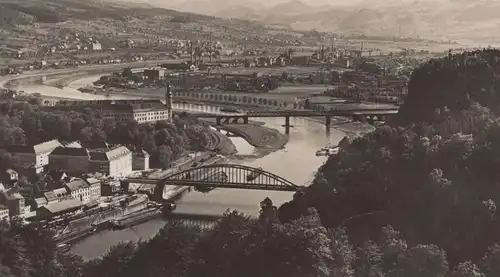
[
  {"x1": 246, "y1": 167, "x2": 263, "y2": 182},
  {"x1": 316, "y1": 146, "x2": 339, "y2": 156}
]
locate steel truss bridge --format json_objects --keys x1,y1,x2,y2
[{"x1": 121, "y1": 164, "x2": 301, "y2": 194}]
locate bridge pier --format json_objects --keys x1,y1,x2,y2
[
  {"x1": 243, "y1": 116, "x2": 249, "y2": 124},
  {"x1": 325, "y1": 116, "x2": 331, "y2": 137},
  {"x1": 282, "y1": 116, "x2": 293, "y2": 135},
  {"x1": 216, "y1": 117, "x2": 221, "y2": 125}
]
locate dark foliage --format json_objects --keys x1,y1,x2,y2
[
  {"x1": 398, "y1": 48, "x2": 500, "y2": 124},
  {"x1": 0, "y1": 98, "x2": 212, "y2": 170}
]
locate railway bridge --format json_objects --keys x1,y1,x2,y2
[
  {"x1": 184, "y1": 108, "x2": 399, "y2": 135},
  {"x1": 121, "y1": 164, "x2": 301, "y2": 201}
]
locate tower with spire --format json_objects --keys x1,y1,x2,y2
[{"x1": 165, "y1": 82, "x2": 173, "y2": 122}]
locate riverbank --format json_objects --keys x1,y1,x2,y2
[
  {"x1": 206, "y1": 129, "x2": 237, "y2": 155},
  {"x1": 216, "y1": 124, "x2": 288, "y2": 150}
]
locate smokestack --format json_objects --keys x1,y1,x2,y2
[
  {"x1": 189, "y1": 41, "x2": 193, "y2": 64},
  {"x1": 166, "y1": 82, "x2": 173, "y2": 122}
]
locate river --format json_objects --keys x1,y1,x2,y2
[{"x1": 12, "y1": 81, "x2": 348, "y2": 260}]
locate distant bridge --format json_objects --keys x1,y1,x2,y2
[
  {"x1": 183, "y1": 108, "x2": 399, "y2": 135},
  {"x1": 121, "y1": 164, "x2": 301, "y2": 200}
]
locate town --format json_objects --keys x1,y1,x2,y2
[{"x1": 2, "y1": 0, "x2": 500, "y2": 276}]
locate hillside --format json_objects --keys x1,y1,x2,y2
[
  {"x1": 212, "y1": 0, "x2": 500, "y2": 44},
  {"x1": 0, "y1": 0, "x2": 302, "y2": 59}
]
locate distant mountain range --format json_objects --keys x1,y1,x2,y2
[{"x1": 162, "y1": 0, "x2": 500, "y2": 44}]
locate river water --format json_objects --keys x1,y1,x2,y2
[{"x1": 12, "y1": 81, "x2": 347, "y2": 260}]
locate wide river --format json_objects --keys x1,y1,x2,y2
[{"x1": 13, "y1": 79, "x2": 349, "y2": 260}]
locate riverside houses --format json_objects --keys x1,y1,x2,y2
[{"x1": 6, "y1": 140, "x2": 62, "y2": 174}]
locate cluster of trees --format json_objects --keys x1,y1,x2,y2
[
  {"x1": 0, "y1": 219, "x2": 85, "y2": 277},
  {"x1": 0, "y1": 97, "x2": 212, "y2": 169},
  {"x1": 398, "y1": 48, "x2": 500, "y2": 124}
]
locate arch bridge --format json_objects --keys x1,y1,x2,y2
[{"x1": 121, "y1": 164, "x2": 301, "y2": 199}]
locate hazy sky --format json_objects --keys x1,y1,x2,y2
[{"x1": 116, "y1": 0, "x2": 367, "y2": 7}]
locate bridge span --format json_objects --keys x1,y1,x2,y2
[
  {"x1": 180, "y1": 107, "x2": 399, "y2": 135},
  {"x1": 121, "y1": 164, "x2": 301, "y2": 201}
]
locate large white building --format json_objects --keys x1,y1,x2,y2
[{"x1": 52, "y1": 100, "x2": 170, "y2": 124}]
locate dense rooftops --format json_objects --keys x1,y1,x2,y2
[{"x1": 42, "y1": 199, "x2": 83, "y2": 215}]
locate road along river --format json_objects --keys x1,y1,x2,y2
[{"x1": 11, "y1": 81, "x2": 372, "y2": 260}]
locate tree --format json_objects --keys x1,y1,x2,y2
[
  {"x1": 121, "y1": 222, "x2": 200, "y2": 277},
  {"x1": 390, "y1": 245, "x2": 449, "y2": 277},
  {"x1": 83, "y1": 242, "x2": 136, "y2": 277},
  {"x1": 480, "y1": 244, "x2": 500, "y2": 277},
  {"x1": 451, "y1": 261, "x2": 485, "y2": 277}
]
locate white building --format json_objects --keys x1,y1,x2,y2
[
  {"x1": 91, "y1": 42, "x2": 102, "y2": 51},
  {"x1": 85, "y1": 177, "x2": 102, "y2": 201},
  {"x1": 0, "y1": 205, "x2": 9, "y2": 221},
  {"x1": 65, "y1": 179, "x2": 91, "y2": 203}
]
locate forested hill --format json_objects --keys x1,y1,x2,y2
[
  {"x1": 279, "y1": 48, "x2": 500, "y2": 267},
  {"x1": 0, "y1": 0, "x2": 217, "y2": 26},
  {"x1": 399, "y1": 48, "x2": 500, "y2": 124}
]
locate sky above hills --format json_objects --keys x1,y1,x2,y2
[{"x1": 103, "y1": 0, "x2": 500, "y2": 44}]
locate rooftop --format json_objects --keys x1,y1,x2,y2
[
  {"x1": 51, "y1": 147, "x2": 89, "y2": 157},
  {"x1": 65, "y1": 179, "x2": 89, "y2": 192},
  {"x1": 53, "y1": 188, "x2": 68, "y2": 198},
  {"x1": 89, "y1": 145, "x2": 131, "y2": 161},
  {"x1": 33, "y1": 140, "x2": 62, "y2": 155},
  {"x1": 62, "y1": 141, "x2": 82, "y2": 148},
  {"x1": 34, "y1": 197, "x2": 48, "y2": 205},
  {"x1": 7, "y1": 140, "x2": 63, "y2": 154},
  {"x1": 86, "y1": 177, "x2": 101, "y2": 185},
  {"x1": 44, "y1": 191, "x2": 58, "y2": 202},
  {"x1": 41, "y1": 199, "x2": 83, "y2": 215}
]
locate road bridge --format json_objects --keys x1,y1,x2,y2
[
  {"x1": 121, "y1": 164, "x2": 301, "y2": 201},
  {"x1": 183, "y1": 108, "x2": 399, "y2": 135}
]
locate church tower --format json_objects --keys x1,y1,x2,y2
[{"x1": 165, "y1": 82, "x2": 173, "y2": 122}]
